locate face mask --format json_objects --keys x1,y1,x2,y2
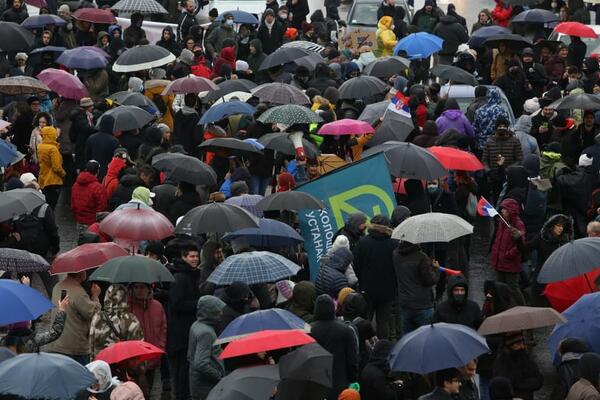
[
  {"x1": 226, "y1": 19, "x2": 234, "y2": 26},
  {"x1": 427, "y1": 184, "x2": 439, "y2": 194},
  {"x1": 279, "y1": 13, "x2": 288, "y2": 19}
]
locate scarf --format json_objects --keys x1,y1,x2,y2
[{"x1": 265, "y1": 20, "x2": 274, "y2": 34}]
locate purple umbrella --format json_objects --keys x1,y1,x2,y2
[
  {"x1": 21, "y1": 14, "x2": 65, "y2": 29},
  {"x1": 37, "y1": 68, "x2": 89, "y2": 100},
  {"x1": 56, "y1": 48, "x2": 108, "y2": 70},
  {"x1": 78, "y1": 46, "x2": 111, "y2": 59}
]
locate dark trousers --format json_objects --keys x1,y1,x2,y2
[
  {"x1": 169, "y1": 350, "x2": 190, "y2": 400},
  {"x1": 367, "y1": 299, "x2": 392, "y2": 340},
  {"x1": 68, "y1": 354, "x2": 90, "y2": 366},
  {"x1": 42, "y1": 185, "x2": 61, "y2": 210}
]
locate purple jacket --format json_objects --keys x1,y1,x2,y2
[{"x1": 435, "y1": 110, "x2": 475, "y2": 137}]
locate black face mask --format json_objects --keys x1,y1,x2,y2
[{"x1": 452, "y1": 293, "x2": 466, "y2": 305}]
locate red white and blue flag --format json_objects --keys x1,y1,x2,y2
[
  {"x1": 388, "y1": 92, "x2": 411, "y2": 118},
  {"x1": 476, "y1": 196, "x2": 498, "y2": 217}
]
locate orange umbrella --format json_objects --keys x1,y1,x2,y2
[{"x1": 317, "y1": 154, "x2": 347, "y2": 174}]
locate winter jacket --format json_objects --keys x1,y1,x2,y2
[
  {"x1": 70, "y1": 108, "x2": 97, "y2": 170},
  {"x1": 567, "y1": 380, "x2": 600, "y2": 400},
  {"x1": 145, "y1": 85, "x2": 174, "y2": 130},
  {"x1": 84, "y1": 69, "x2": 109, "y2": 102},
  {"x1": 1, "y1": 5, "x2": 27, "y2": 23},
  {"x1": 436, "y1": 109, "x2": 475, "y2": 137},
  {"x1": 152, "y1": 181, "x2": 178, "y2": 216},
  {"x1": 490, "y1": 198, "x2": 525, "y2": 273},
  {"x1": 167, "y1": 190, "x2": 202, "y2": 225},
  {"x1": 108, "y1": 174, "x2": 144, "y2": 211},
  {"x1": 71, "y1": 171, "x2": 108, "y2": 225},
  {"x1": 167, "y1": 259, "x2": 201, "y2": 353},
  {"x1": 433, "y1": 16, "x2": 468, "y2": 56},
  {"x1": 495, "y1": 68, "x2": 532, "y2": 117},
  {"x1": 394, "y1": 242, "x2": 439, "y2": 309},
  {"x1": 205, "y1": 22, "x2": 236, "y2": 56},
  {"x1": 173, "y1": 106, "x2": 201, "y2": 156},
  {"x1": 315, "y1": 247, "x2": 352, "y2": 298},
  {"x1": 375, "y1": 16, "x2": 397, "y2": 57},
  {"x1": 285, "y1": 281, "x2": 316, "y2": 323},
  {"x1": 102, "y1": 157, "x2": 127, "y2": 201},
  {"x1": 493, "y1": 349, "x2": 543, "y2": 400},
  {"x1": 473, "y1": 88, "x2": 510, "y2": 149},
  {"x1": 433, "y1": 275, "x2": 483, "y2": 329},
  {"x1": 567, "y1": 354, "x2": 600, "y2": 400},
  {"x1": 37, "y1": 127, "x2": 65, "y2": 189},
  {"x1": 85, "y1": 117, "x2": 120, "y2": 181},
  {"x1": 176, "y1": 10, "x2": 197, "y2": 43},
  {"x1": 286, "y1": 0, "x2": 310, "y2": 29},
  {"x1": 247, "y1": 39, "x2": 267, "y2": 81},
  {"x1": 129, "y1": 290, "x2": 167, "y2": 370},
  {"x1": 491, "y1": 1, "x2": 512, "y2": 27},
  {"x1": 211, "y1": 46, "x2": 236, "y2": 78},
  {"x1": 412, "y1": 8, "x2": 439, "y2": 33},
  {"x1": 545, "y1": 55, "x2": 568, "y2": 83},
  {"x1": 513, "y1": 115, "x2": 540, "y2": 159},
  {"x1": 557, "y1": 165, "x2": 598, "y2": 214},
  {"x1": 257, "y1": 20, "x2": 285, "y2": 55},
  {"x1": 551, "y1": 351, "x2": 586, "y2": 400},
  {"x1": 17, "y1": 310, "x2": 66, "y2": 353},
  {"x1": 523, "y1": 214, "x2": 572, "y2": 280},
  {"x1": 56, "y1": 99, "x2": 78, "y2": 156},
  {"x1": 359, "y1": 340, "x2": 400, "y2": 400},
  {"x1": 156, "y1": 26, "x2": 181, "y2": 56},
  {"x1": 481, "y1": 133, "x2": 523, "y2": 173}
]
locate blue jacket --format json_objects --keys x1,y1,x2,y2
[{"x1": 315, "y1": 247, "x2": 352, "y2": 298}]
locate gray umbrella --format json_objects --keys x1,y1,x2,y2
[
  {"x1": 358, "y1": 100, "x2": 389, "y2": 124},
  {"x1": 112, "y1": 45, "x2": 175, "y2": 73},
  {"x1": 175, "y1": 202, "x2": 259, "y2": 235},
  {"x1": 259, "y1": 47, "x2": 312, "y2": 70},
  {"x1": 152, "y1": 153, "x2": 217, "y2": 185},
  {"x1": 0, "y1": 248, "x2": 49, "y2": 273},
  {"x1": 257, "y1": 191, "x2": 325, "y2": 211},
  {"x1": 430, "y1": 65, "x2": 479, "y2": 86},
  {"x1": 362, "y1": 141, "x2": 447, "y2": 179},
  {"x1": 0, "y1": 76, "x2": 50, "y2": 95},
  {"x1": 207, "y1": 365, "x2": 279, "y2": 400},
  {"x1": 478, "y1": 306, "x2": 566, "y2": 335},
  {"x1": 537, "y1": 237, "x2": 600, "y2": 283},
  {"x1": 294, "y1": 52, "x2": 326, "y2": 71},
  {"x1": 199, "y1": 137, "x2": 263, "y2": 156},
  {"x1": 251, "y1": 83, "x2": 310, "y2": 105},
  {"x1": 338, "y1": 76, "x2": 388, "y2": 100},
  {"x1": 257, "y1": 133, "x2": 320, "y2": 158},
  {"x1": 549, "y1": 93, "x2": 600, "y2": 111},
  {"x1": 108, "y1": 91, "x2": 160, "y2": 110},
  {"x1": 369, "y1": 111, "x2": 414, "y2": 146},
  {"x1": 203, "y1": 79, "x2": 257, "y2": 102},
  {"x1": 111, "y1": 0, "x2": 169, "y2": 14},
  {"x1": 363, "y1": 56, "x2": 410, "y2": 79},
  {"x1": 0, "y1": 188, "x2": 46, "y2": 222},
  {"x1": 391, "y1": 212, "x2": 473, "y2": 243},
  {"x1": 96, "y1": 105, "x2": 155, "y2": 132}
]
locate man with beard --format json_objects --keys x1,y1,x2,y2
[
  {"x1": 433, "y1": 275, "x2": 483, "y2": 329},
  {"x1": 521, "y1": 48, "x2": 548, "y2": 98},
  {"x1": 495, "y1": 59, "x2": 533, "y2": 117},
  {"x1": 335, "y1": 213, "x2": 367, "y2": 251}
]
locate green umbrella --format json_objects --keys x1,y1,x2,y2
[
  {"x1": 258, "y1": 104, "x2": 323, "y2": 125},
  {"x1": 89, "y1": 256, "x2": 174, "y2": 284}
]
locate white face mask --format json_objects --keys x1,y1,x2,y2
[
  {"x1": 279, "y1": 13, "x2": 288, "y2": 19},
  {"x1": 551, "y1": 1, "x2": 557, "y2": 7},
  {"x1": 226, "y1": 19, "x2": 234, "y2": 26}
]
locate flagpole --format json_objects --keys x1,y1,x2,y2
[{"x1": 496, "y1": 213, "x2": 511, "y2": 228}]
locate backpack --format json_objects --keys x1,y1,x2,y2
[{"x1": 13, "y1": 203, "x2": 48, "y2": 253}]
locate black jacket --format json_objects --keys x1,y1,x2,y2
[
  {"x1": 494, "y1": 68, "x2": 532, "y2": 117},
  {"x1": 493, "y1": 349, "x2": 544, "y2": 400},
  {"x1": 85, "y1": 131, "x2": 120, "y2": 181},
  {"x1": 156, "y1": 26, "x2": 181, "y2": 57},
  {"x1": 70, "y1": 108, "x2": 97, "y2": 170},
  {"x1": 256, "y1": 21, "x2": 285, "y2": 55},
  {"x1": 167, "y1": 259, "x2": 201, "y2": 353},
  {"x1": 173, "y1": 106, "x2": 202, "y2": 156},
  {"x1": 109, "y1": 174, "x2": 144, "y2": 210},
  {"x1": 167, "y1": 190, "x2": 202, "y2": 225},
  {"x1": 394, "y1": 242, "x2": 439, "y2": 309},
  {"x1": 433, "y1": 275, "x2": 482, "y2": 329},
  {"x1": 360, "y1": 340, "x2": 401, "y2": 400},
  {"x1": 177, "y1": 11, "x2": 198, "y2": 43},
  {"x1": 550, "y1": 352, "x2": 586, "y2": 400},
  {"x1": 432, "y1": 16, "x2": 468, "y2": 56}
]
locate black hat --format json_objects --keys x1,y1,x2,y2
[
  {"x1": 144, "y1": 240, "x2": 165, "y2": 258},
  {"x1": 209, "y1": 7, "x2": 218, "y2": 17},
  {"x1": 521, "y1": 47, "x2": 534, "y2": 56},
  {"x1": 263, "y1": 8, "x2": 274, "y2": 17}
]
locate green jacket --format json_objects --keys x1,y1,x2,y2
[
  {"x1": 205, "y1": 23, "x2": 236, "y2": 57},
  {"x1": 540, "y1": 151, "x2": 569, "y2": 210}
]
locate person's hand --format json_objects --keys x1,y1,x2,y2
[
  {"x1": 90, "y1": 283, "x2": 101, "y2": 300},
  {"x1": 539, "y1": 125, "x2": 548, "y2": 134},
  {"x1": 432, "y1": 259, "x2": 440, "y2": 268},
  {"x1": 10, "y1": 232, "x2": 21, "y2": 242},
  {"x1": 510, "y1": 227, "x2": 522, "y2": 239},
  {"x1": 58, "y1": 295, "x2": 70, "y2": 311},
  {"x1": 20, "y1": 276, "x2": 30, "y2": 286},
  {"x1": 496, "y1": 155, "x2": 505, "y2": 166}
]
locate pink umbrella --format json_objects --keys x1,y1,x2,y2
[
  {"x1": 318, "y1": 119, "x2": 375, "y2": 136},
  {"x1": 100, "y1": 207, "x2": 174, "y2": 241},
  {"x1": 162, "y1": 76, "x2": 218, "y2": 95},
  {"x1": 37, "y1": 68, "x2": 89, "y2": 100},
  {"x1": 25, "y1": 0, "x2": 47, "y2": 8}
]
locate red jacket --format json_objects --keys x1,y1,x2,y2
[
  {"x1": 210, "y1": 47, "x2": 236, "y2": 79},
  {"x1": 102, "y1": 157, "x2": 127, "y2": 201},
  {"x1": 71, "y1": 171, "x2": 108, "y2": 225},
  {"x1": 415, "y1": 104, "x2": 428, "y2": 128},
  {"x1": 491, "y1": 1, "x2": 512, "y2": 27},
  {"x1": 129, "y1": 294, "x2": 167, "y2": 370},
  {"x1": 491, "y1": 198, "x2": 525, "y2": 273}
]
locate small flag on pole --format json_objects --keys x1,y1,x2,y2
[
  {"x1": 439, "y1": 266, "x2": 462, "y2": 275},
  {"x1": 387, "y1": 91, "x2": 411, "y2": 118},
  {"x1": 476, "y1": 196, "x2": 498, "y2": 217}
]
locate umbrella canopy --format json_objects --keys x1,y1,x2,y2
[
  {"x1": 175, "y1": 202, "x2": 259, "y2": 235},
  {"x1": 89, "y1": 255, "x2": 174, "y2": 283},
  {"x1": 95, "y1": 340, "x2": 164, "y2": 364},
  {"x1": 107, "y1": 91, "x2": 159, "y2": 113},
  {"x1": 362, "y1": 141, "x2": 448, "y2": 179},
  {"x1": 317, "y1": 154, "x2": 347, "y2": 174},
  {"x1": 0, "y1": 352, "x2": 96, "y2": 400},
  {"x1": 503, "y1": 0, "x2": 543, "y2": 5},
  {"x1": 338, "y1": 76, "x2": 388, "y2": 100},
  {"x1": 294, "y1": 52, "x2": 326, "y2": 71},
  {"x1": 73, "y1": 7, "x2": 116, "y2": 23},
  {"x1": 0, "y1": 248, "x2": 49, "y2": 273},
  {"x1": 0, "y1": 140, "x2": 17, "y2": 167},
  {"x1": 389, "y1": 322, "x2": 489, "y2": 374},
  {"x1": 430, "y1": 64, "x2": 479, "y2": 86},
  {"x1": 215, "y1": 10, "x2": 259, "y2": 24},
  {"x1": 428, "y1": 146, "x2": 484, "y2": 171},
  {"x1": 152, "y1": 152, "x2": 217, "y2": 185},
  {"x1": 0, "y1": 22, "x2": 35, "y2": 52},
  {"x1": 392, "y1": 212, "x2": 473, "y2": 243},
  {"x1": 259, "y1": 47, "x2": 313, "y2": 70},
  {"x1": 0, "y1": 188, "x2": 46, "y2": 222},
  {"x1": 0, "y1": 76, "x2": 50, "y2": 95},
  {"x1": 212, "y1": 91, "x2": 252, "y2": 104},
  {"x1": 258, "y1": 105, "x2": 323, "y2": 125},
  {"x1": 554, "y1": 21, "x2": 598, "y2": 38},
  {"x1": 204, "y1": 79, "x2": 257, "y2": 102},
  {"x1": 222, "y1": 218, "x2": 304, "y2": 248},
  {"x1": 257, "y1": 191, "x2": 324, "y2": 211},
  {"x1": 358, "y1": 100, "x2": 389, "y2": 124},
  {"x1": 279, "y1": 343, "x2": 333, "y2": 388},
  {"x1": 207, "y1": 365, "x2": 279, "y2": 400},
  {"x1": 318, "y1": 119, "x2": 375, "y2": 136},
  {"x1": 220, "y1": 329, "x2": 315, "y2": 359},
  {"x1": 511, "y1": 8, "x2": 559, "y2": 24},
  {"x1": 281, "y1": 40, "x2": 325, "y2": 53},
  {"x1": 0, "y1": 279, "x2": 54, "y2": 325},
  {"x1": 111, "y1": 0, "x2": 169, "y2": 14},
  {"x1": 394, "y1": 32, "x2": 444, "y2": 58},
  {"x1": 468, "y1": 25, "x2": 512, "y2": 47},
  {"x1": 78, "y1": 45, "x2": 111, "y2": 59},
  {"x1": 162, "y1": 75, "x2": 218, "y2": 95},
  {"x1": 478, "y1": 306, "x2": 566, "y2": 335},
  {"x1": 199, "y1": 101, "x2": 256, "y2": 125},
  {"x1": 57, "y1": 48, "x2": 108, "y2": 70},
  {"x1": 549, "y1": 93, "x2": 600, "y2": 110},
  {"x1": 37, "y1": 68, "x2": 88, "y2": 100},
  {"x1": 251, "y1": 82, "x2": 310, "y2": 105},
  {"x1": 51, "y1": 242, "x2": 128, "y2": 274},
  {"x1": 100, "y1": 207, "x2": 174, "y2": 241},
  {"x1": 95, "y1": 105, "x2": 155, "y2": 132},
  {"x1": 369, "y1": 111, "x2": 414, "y2": 146},
  {"x1": 218, "y1": 308, "x2": 309, "y2": 344},
  {"x1": 207, "y1": 251, "x2": 301, "y2": 285},
  {"x1": 544, "y1": 268, "x2": 600, "y2": 312},
  {"x1": 484, "y1": 33, "x2": 533, "y2": 49},
  {"x1": 21, "y1": 14, "x2": 65, "y2": 29},
  {"x1": 257, "y1": 132, "x2": 320, "y2": 158},
  {"x1": 362, "y1": 56, "x2": 410, "y2": 78},
  {"x1": 199, "y1": 137, "x2": 262, "y2": 156},
  {"x1": 113, "y1": 45, "x2": 175, "y2": 73},
  {"x1": 224, "y1": 194, "x2": 264, "y2": 218},
  {"x1": 537, "y1": 237, "x2": 600, "y2": 283}
]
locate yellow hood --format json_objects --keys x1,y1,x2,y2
[
  {"x1": 40, "y1": 126, "x2": 58, "y2": 144},
  {"x1": 378, "y1": 16, "x2": 393, "y2": 30}
]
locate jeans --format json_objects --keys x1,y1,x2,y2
[
  {"x1": 400, "y1": 307, "x2": 433, "y2": 335},
  {"x1": 249, "y1": 175, "x2": 271, "y2": 196}
]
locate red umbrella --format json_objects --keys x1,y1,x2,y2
[
  {"x1": 99, "y1": 207, "x2": 174, "y2": 241},
  {"x1": 73, "y1": 8, "x2": 117, "y2": 24},
  {"x1": 428, "y1": 146, "x2": 484, "y2": 171},
  {"x1": 25, "y1": 0, "x2": 47, "y2": 8},
  {"x1": 95, "y1": 340, "x2": 164, "y2": 364},
  {"x1": 554, "y1": 22, "x2": 598, "y2": 38},
  {"x1": 161, "y1": 76, "x2": 218, "y2": 95},
  {"x1": 318, "y1": 119, "x2": 375, "y2": 136},
  {"x1": 51, "y1": 242, "x2": 128, "y2": 275},
  {"x1": 220, "y1": 329, "x2": 315, "y2": 359},
  {"x1": 544, "y1": 268, "x2": 600, "y2": 312}
]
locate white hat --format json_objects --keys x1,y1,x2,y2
[
  {"x1": 86, "y1": 360, "x2": 120, "y2": 393},
  {"x1": 523, "y1": 97, "x2": 540, "y2": 115},
  {"x1": 579, "y1": 154, "x2": 594, "y2": 167},
  {"x1": 235, "y1": 60, "x2": 249, "y2": 72},
  {"x1": 331, "y1": 234, "x2": 350, "y2": 251},
  {"x1": 19, "y1": 172, "x2": 37, "y2": 187},
  {"x1": 15, "y1": 53, "x2": 27, "y2": 61}
]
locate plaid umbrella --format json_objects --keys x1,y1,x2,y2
[
  {"x1": 0, "y1": 76, "x2": 50, "y2": 95},
  {"x1": 207, "y1": 251, "x2": 301, "y2": 285},
  {"x1": 225, "y1": 194, "x2": 264, "y2": 217},
  {"x1": 111, "y1": 0, "x2": 168, "y2": 14},
  {"x1": 0, "y1": 248, "x2": 49, "y2": 273},
  {"x1": 391, "y1": 212, "x2": 473, "y2": 243},
  {"x1": 251, "y1": 83, "x2": 310, "y2": 105}
]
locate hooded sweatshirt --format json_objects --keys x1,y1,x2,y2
[
  {"x1": 360, "y1": 340, "x2": 397, "y2": 400},
  {"x1": 37, "y1": 126, "x2": 66, "y2": 189},
  {"x1": 473, "y1": 88, "x2": 510, "y2": 149},
  {"x1": 514, "y1": 115, "x2": 540, "y2": 159},
  {"x1": 315, "y1": 246, "x2": 352, "y2": 298},
  {"x1": 286, "y1": 281, "x2": 317, "y2": 322},
  {"x1": 433, "y1": 275, "x2": 483, "y2": 329},
  {"x1": 490, "y1": 198, "x2": 525, "y2": 273},
  {"x1": 71, "y1": 171, "x2": 108, "y2": 225},
  {"x1": 129, "y1": 285, "x2": 167, "y2": 370},
  {"x1": 375, "y1": 16, "x2": 397, "y2": 57}
]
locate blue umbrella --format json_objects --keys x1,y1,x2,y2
[
  {"x1": 468, "y1": 26, "x2": 512, "y2": 47},
  {"x1": 394, "y1": 32, "x2": 444, "y2": 59},
  {"x1": 217, "y1": 308, "x2": 309, "y2": 343},
  {"x1": 0, "y1": 352, "x2": 96, "y2": 399},
  {"x1": 389, "y1": 322, "x2": 490, "y2": 374},
  {"x1": 0, "y1": 279, "x2": 54, "y2": 325},
  {"x1": 198, "y1": 101, "x2": 256, "y2": 125},
  {"x1": 21, "y1": 14, "x2": 66, "y2": 29},
  {"x1": 511, "y1": 8, "x2": 559, "y2": 24},
  {"x1": 223, "y1": 218, "x2": 304, "y2": 248},
  {"x1": 57, "y1": 48, "x2": 108, "y2": 70},
  {"x1": 215, "y1": 10, "x2": 259, "y2": 24},
  {"x1": 0, "y1": 139, "x2": 18, "y2": 167},
  {"x1": 207, "y1": 250, "x2": 301, "y2": 285}
]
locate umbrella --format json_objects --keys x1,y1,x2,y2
[
  {"x1": 369, "y1": 111, "x2": 415, "y2": 146},
  {"x1": 0, "y1": 140, "x2": 17, "y2": 167},
  {"x1": 430, "y1": 64, "x2": 479, "y2": 86},
  {"x1": 199, "y1": 137, "x2": 263, "y2": 156},
  {"x1": 295, "y1": 52, "x2": 326, "y2": 71},
  {"x1": 175, "y1": 202, "x2": 259, "y2": 235},
  {"x1": 57, "y1": 48, "x2": 108, "y2": 70},
  {"x1": 394, "y1": 32, "x2": 444, "y2": 58},
  {"x1": 511, "y1": 9, "x2": 559, "y2": 24},
  {"x1": 152, "y1": 152, "x2": 217, "y2": 185},
  {"x1": 468, "y1": 25, "x2": 512, "y2": 48},
  {"x1": 257, "y1": 132, "x2": 320, "y2": 158},
  {"x1": 95, "y1": 340, "x2": 164, "y2": 365},
  {"x1": 338, "y1": 76, "x2": 388, "y2": 100},
  {"x1": 0, "y1": 76, "x2": 50, "y2": 95},
  {"x1": 503, "y1": 0, "x2": 543, "y2": 5},
  {"x1": 392, "y1": 212, "x2": 473, "y2": 243},
  {"x1": 113, "y1": 45, "x2": 175, "y2": 73},
  {"x1": 544, "y1": 268, "x2": 600, "y2": 312},
  {"x1": 50, "y1": 242, "x2": 128, "y2": 274},
  {"x1": 207, "y1": 251, "x2": 301, "y2": 285},
  {"x1": 95, "y1": 105, "x2": 155, "y2": 132},
  {"x1": 73, "y1": 8, "x2": 116, "y2": 24},
  {"x1": 0, "y1": 352, "x2": 96, "y2": 400},
  {"x1": 0, "y1": 22, "x2": 35, "y2": 52},
  {"x1": 258, "y1": 105, "x2": 323, "y2": 125},
  {"x1": 549, "y1": 93, "x2": 600, "y2": 110},
  {"x1": 222, "y1": 218, "x2": 304, "y2": 248},
  {"x1": 89, "y1": 255, "x2": 174, "y2": 283},
  {"x1": 0, "y1": 188, "x2": 46, "y2": 222},
  {"x1": 111, "y1": 0, "x2": 169, "y2": 14},
  {"x1": 318, "y1": 119, "x2": 375, "y2": 136},
  {"x1": 37, "y1": 68, "x2": 88, "y2": 100},
  {"x1": 554, "y1": 21, "x2": 598, "y2": 38},
  {"x1": 107, "y1": 91, "x2": 159, "y2": 113},
  {"x1": 215, "y1": 10, "x2": 259, "y2": 24},
  {"x1": 21, "y1": 14, "x2": 66, "y2": 29},
  {"x1": 537, "y1": 238, "x2": 600, "y2": 283},
  {"x1": 478, "y1": 306, "x2": 566, "y2": 335},
  {"x1": 220, "y1": 329, "x2": 315, "y2": 359},
  {"x1": 362, "y1": 141, "x2": 447, "y2": 179},
  {"x1": 0, "y1": 279, "x2": 54, "y2": 325},
  {"x1": 225, "y1": 194, "x2": 264, "y2": 218},
  {"x1": 213, "y1": 91, "x2": 252, "y2": 104},
  {"x1": 217, "y1": 308, "x2": 309, "y2": 343},
  {"x1": 198, "y1": 101, "x2": 256, "y2": 125},
  {"x1": 317, "y1": 154, "x2": 347, "y2": 174},
  {"x1": 389, "y1": 322, "x2": 489, "y2": 374},
  {"x1": 257, "y1": 191, "x2": 324, "y2": 211},
  {"x1": 428, "y1": 146, "x2": 484, "y2": 171},
  {"x1": 207, "y1": 365, "x2": 279, "y2": 400},
  {"x1": 484, "y1": 33, "x2": 533, "y2": 49},
  {"x1": 100, "y1": 207, "x2": 174, "y2": 241},
  {"x1": 278, "y1": 343, "x2": 333, "y2": 388},
  {"x1": 259, "y1": 47, "x2": 313, "y2": 70},
  {"x1": 281, "y1": 40, "x2": 325, "y2": 53},
  {"x1": 362, "y1": 56, "x2": 410, "y2": 78},
  {"x1": 78, "y1": 45, "x2": 111, "y2": 59},
  {"x1": 358, "y1": 100, "x2": 389, "y2": 124},
  {"x1": 162, "y1": 75, "x2": 218, "y2": 95},
  {"x1": 204, "y1": 79, "x2": 257, "y2": 102},
  {"x1": 251, "y1": 83, "x2": 310, "y2": 105},
  {"x1": 0, "y1": 248, "x2": 49, "y2": 273}
]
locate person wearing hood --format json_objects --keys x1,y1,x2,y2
[
  {"x1": 115, "y1": 186, "x2": 154, "y2": 211},
  {"x1": 85, "y1": 360, "x2": 120, "y2": 398},
  {"x1": 566, "y1": 353, "x2": 600, "y2": 400},
  {"x1": 188, "y1": 295, "x2": 226, "y2": 400},
  {"x1": 315, "y1": 242, "x2": 353, "y2": 298},
  {"x1": 359, "y1": 340, "x2": 403, "y2": 400},
  {"x1": 433, "y1": 275, "x2": 483, "y2": 329},
  {"x1": 495, "y1": 58, "x2": 533, "y2": 118},
  {"x1": 568, "y1": 35, "x2": 587, "y2": 72},
  {"x1": 96, "y1": 31, "x2": 110, "y2": 49},
  {"x1": 171, "y1": 48, "x2": 194, "y2": 79},
  {"x1": 123, "y1": 13, "x2": 146, "y2": 47},
  {"x1": 412, "y1": 120, "x2": 439, "y2": 148},
  {"x1": 447, "y1": 3, "x2": 466, "y2": 27},
  {"x1": 433, "y1": 14, "x2": 468, "y2": 65},
  {"x1": 435, "y1": 99, "x2": 475, "y2": 138},
  {"x1": 85, "y1": 115, "x2": 119, "y2": 181},
  {"x1": 582, "y1": 57, "x2": 599, "y2": 94},
  {"x1": 513, "y1": 115, "x2": 540, "y2": 159},
  {"x1": 545, "y1": 44, "x2": 569, "y2": 83},
  {"x1": 37, "y1": 126, "x2": 65, "y2": 210},
  {"x1": 247, "y1": 39, "x2": 267, "y2": 82},
  {"x1": 310, "y1": 294, "x2": 359, "y2": 400},
  {"x1": 374, "y1": 16, "x2": 397, "y2": 57},
  {"x1": 472, "y1": 8, "x2": 492, "y2": 32},
  {"x1": 412, "y1": 0, "x2": 440, "y2": 33},
  {"x1": 521, "y1": 48, "x2": 548, "y2": 98},
  {"x1": 211, "y1": 46, "x2": 236, "y2": 79},
  {"x1": 285, "y1": 281, "x2": 317, "y2": 322},
  {"x1": 156, "y1": 26, "x2": 181, "y2": 57},
  {"x1": 71, "y1": 160, "x2": 108, "y2": 230},
  {"x1": 550, "y1": 338, "x2": 591, "y2": 400},
  {"x1": 216, "y1": 281, "x2": 254, "y2": 335},
  {"x1": 205, "y1": 13, "x2": 237, "y2": 59},
  {"x1": 335, "y1": 213, "x2": 367, "y2": 251},
  {"x1": 308, "y1": 63, "x2": 339, "y2": 94},
  {"x1": 107, "y1": 167, "x2": 142, "y2": 210},
  {"x1": 473, "y1": 88, "x2": 510, "y2": 149},
  {"x1": 257, "y1": 9, "x2": 285, "y2": 55},
  {"x1": 173, "y1": 93, "x2": 202, "y2": 156}
]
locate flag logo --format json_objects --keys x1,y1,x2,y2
[{"x1": 476, "y1": 196, "x2": 498, "y2": 217}]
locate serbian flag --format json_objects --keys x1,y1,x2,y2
[
  {"x1": 477, "y1": 196, "x2": 498, "y2": 217},
  {"x1": 388, "y1": 91, "x2": 411, "y2": 118}
]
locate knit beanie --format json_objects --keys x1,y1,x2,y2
[
  {"x1": 331, "y1": 235, "x2": 350, "y2": 251},
  {"x1": 179, "y1": 49, "x2": 194, "y2": 66},
  {"x1": 523, "y1": 97, "x2": 540, "y2": 115},
  {"x1": 579, "y1": 154, "x2": 593, "y2": 167}
]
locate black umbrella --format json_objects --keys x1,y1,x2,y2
[
  {"x1": 549, "y1": 93, "x2": 600, "y2": 111},
  {"x1": 204, "y1": 79, "x2": 258, "y2": 102},
  {"x1": 175, "y1": 202, "x2": 259, "y2": 235},
  {"x1": 511, "y1": 8, "x2": 559, "y2": 24},
  {"x1": 537, "y1": 238, "x2": 600, "y2": 283},
  {"x1": 257, "y1": 133, "x2": 320, "y2": 159},
  {"x1": 113, "y1": 45, "x2": 176, "y2": 73},
  {"x1": 294, "y1": 52, "x2": 326, "y2": 71},
  {"x1": 95, "y1": 105, "x2": 155, "y2": 132},
  {"x1": 0, "y1": 189, "x2": 46, "y2": 222},
  {"x1": 503, "y1": 0, "x2": 543, "y2": 6},
  {"x1": 430, "y1": 65, "x2": 479, "y2": 86},
  {"x1": 484, "y1": 34, "x2": 533, "y2": 50},
  {"x1": 0, "y1": 22, "x2": 35, "y2": 52},
  {"x1": 152, "y1": 153, "x2": 217, "y2": 185},
  {"x1": 362, "y1": 56, "x2": 410, "y2": 78},
  {"x1": 369, "y1": 111, "x2": 414, "y2": 147},
  {"x1": 107, "y1": 91, "x2": 159, "y2": 110},
  {"x1": 362, "y1": 141, "x2": 447, "y2": 179},
  {"x1": 358, "y1": 100, "x2": 389, "y2": 125},
  {"x1": 251, "y1": 83, "x2": 310, "y2": 105},
  {"x1": 257, "y1": 191, "x2": 325, "y2": 211},
  {"x1": 279, "y1": 343, "x2": 333, "y2": 387},
  {"x1": 338, "y1": 76, "x2": 388, "y2": 100},
  {"x1": 199, "y1": 137, "x2": 263, "y2": 156},
  {"x1": 259, "y1": 47, "x2": 313, "y2": 71},
  {"x1": 207, "y1": 365, "x2": 279, "y2": 400}
]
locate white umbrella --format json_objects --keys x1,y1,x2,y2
[{"x1": 392, "y1": 212, "x2": 473, "y2": 243}]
